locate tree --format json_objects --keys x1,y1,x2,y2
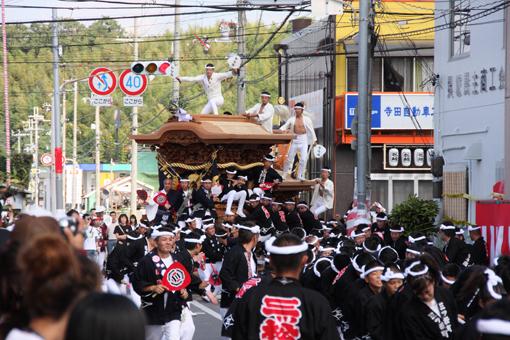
[{"x1": 389, "y1": 195, "x2": 439, "y2": 236}]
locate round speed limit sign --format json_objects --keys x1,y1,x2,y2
[
  {"x1": 119, "y1": 69, "x2": 148, "y2": 96},
  {"x1": 40, "y1": 153, "x2": 53, "y2": 167}
]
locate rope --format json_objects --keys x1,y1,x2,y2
[{"x1": 166, "y1": 161, "x2": 263, "y2": 171}]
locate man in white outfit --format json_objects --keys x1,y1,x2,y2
[
  {"x1": 278, "y1": 102, "x2": 317, "y2": 180},
  {"x1": 177, "y1": 63, "x2": 237, "y2": 115},
  {"x1": 310, "y1": 167, "x2": 335, "y2": 218},
  {"x1": 243, "y1": 91, "x2": 274, "y2": 133}
]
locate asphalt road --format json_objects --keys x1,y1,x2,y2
[{"x1": 189, "y1": 296, "x2": 224, "y2": 340}]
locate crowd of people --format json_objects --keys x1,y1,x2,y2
[{"x1": 1, "y1": 156, "x2": 510, "y2": 340}]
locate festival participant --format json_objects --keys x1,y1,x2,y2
[
  {"x1": 365, "y1": 265, "x2": 405, "y2": 340},
  {"x1": 230, "y1": 233, "x2": 339, "y2": 339},
  {"x1": 132, "y1": 227, "x2": 189, "y2": 340},
  {"x1": 94, "y1": 206, "x2": 109, "y2": 271},
  {"x1": 400, "y1": 260, "x2": 459, "y2": 339},
  {"x1": 84, "y1": 219, "x2": 101, "y2": 263},
  {"x1": 278, "y1": 102, "x2": 317, "y2": 180},
  {"x1": 468, "y1": 225, "x2": 489, "y2": 266},
  {"x1": 219, "y1": 168, "x2": 247, "y2": 218},
  {"x1": 296, "y1": 201, "x2": 322, "y2": 235},
  {"x1": 201, "y1": 221, "x2": 225, "y2": 299},
  {"x1": 284, "y1": 200, "x2": 303, "y2": 230},
  {"x1": 388, "y1": 225, "x2": 407, "y2": 260},
  {"x1": 371, "y1": 212, "x2": 391, "y2": 244},
  {"x1": 176, "y1": 178, "x2": 193, "y2": 217},
  {"x1": 176, "y1": 63, "x2": 237, "y2": 115},
  {"x1": 310, "y1": 167, "x2": 335, "y2": 219},
  {"x1": 143, "y1": 178, "x2": 175, "y2": 225},
  {"x1": 439, "y1": 222, "x2": 472, "y2": 267},
  {"x1": 219, "y1": 223, "x2": 260, "y2": 318},
  {"x1": 250, "y1": 154, "x2": 282, "y2": 197},
  {"x1": 270, "y1": 201, "x2": 289, "y2": 236},
  {"x1": 243, "y1": 91, "x2": 275, "y2": 133},
  {"x1": 192, "y1": 175, "x2": 216, "y2": 218},
  {"x1": 244, "y1": 193, "x2": 275, "y2": 241}
]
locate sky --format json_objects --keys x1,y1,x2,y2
[{"x1": 5, "y1": 0, "x2": 302, "y2": 36}]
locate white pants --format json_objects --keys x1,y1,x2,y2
[
  {"x1": 201, "y1": 96, "x2": 224, "y2": 115},
  {"x1": 97, "y1": 250, "x2": 106, "y2": 272},
  {"x1": 283, "y1": 134, "x2": 309, "y2": 179},
  {"x1": 311, "y1": 197, "x2": 328, "y2": 217},
  {"x1": 145, "y1": 307, "x2": 195, "y2": 340},
  {"x1": 221, "y1": 191, "x2": 247, "y2": 216},
  {"x1": 198, "y1": 261, "x2": 223, "y2": 295},
  {"x1": 252, "y1": 187, "x2": 264, "y2": 197},
  {"x1": 104, "y1": 277, "x2": 141, "y2": 308}
]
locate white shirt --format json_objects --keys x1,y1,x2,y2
[
  {"x1": 425, "y1": 298, "x2": 440, "y2": 316},
  {"x1": 311, "y1": 178, "x2": 335, "y2": 209},
  {"x1": 180, "y1": 71, "x2": 233, "y2": 100},
  {"x1": 83, "y1": 226, "x2": 100, "y2": 250},
  {"x1": 246, "y1": 102, "x2": 274, "y2": 133},
  {"x1": 107, "y1": 220, "x2": 119, "y2": 240},
  {"x1": 279, "y1": 115, "x2": 317, "y2": 145},
  {"x1": 6, "y1": 329, "x2": 43, "y2": 340},
  {"x1": 145, "y1": 189, "x2": 165, "y2": 222}
]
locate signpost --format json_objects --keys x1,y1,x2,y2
[{"x1": 119, "y1": 69, "x2": 147, "y2": 107}]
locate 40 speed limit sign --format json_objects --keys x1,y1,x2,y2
[{"x1": 119, "y1": 69, "x2": 147, "y2": 107}]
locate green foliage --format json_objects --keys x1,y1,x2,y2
[
  {"x1": 0, "y1": 153, "x2": 33, "y2": 187},
  {"x1": 0, "y1": 19, "x2": 288, "y2": 171},
  {"x1": 389, "y1": 195, "x2": 439, "y2": 236}
]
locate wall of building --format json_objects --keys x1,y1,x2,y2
[{"x1": 434, "y1": 2, "x2": 506, "y2": 222}]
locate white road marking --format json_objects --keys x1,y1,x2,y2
[{"x1": 190, "y1": 301, "x2": 223, "y2": 321}]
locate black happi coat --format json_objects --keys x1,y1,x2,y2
[
  {"x1": 389, "y1": 235, "x2": 408, "y2": 260},
  {"x1": 132, "y1": 251, "x2": 185, "y2": 325},
  {"x1": 250, "y1": 166, "x2": 282, "y2": 186},
  {"x1": 401, "y1": 286, "x2": 459, "y2": 340},
  {"x1": 365, "y1": 288, "x2": 392, "y2": 340},
  {"x1": 219, "y1": 244, "x2": 252, "y2": 308},
  {"x1": 192, "y1": 187, "x2": 215, "y2": 212},
  {"x1": 285, "y1": 209, "x2": 303, "y2": 230},
  {"x1": 202, "y1": 234, "x2": 225, "y2": 263},
  {"x1": 471, "y1": 237, "x2": 488, "y2": 266},
  {"x1": 298, "y1": 209, "x2": 322, "y2": 234},
  {"x1": 245, "y1": 205, "x2": 275, "y2": 236},
  {"x1": 231, "y1": 278, "x2": 339, "y2": 340},
  {"x1": 271, "y1": 210, "x2": 289, "y2": 236},
  {"x1": 174, "y1": 249, "x2": 204, "y2": 300},
  {"x1": 443, "y1": 237, "x2": 471, "y2": 267},
  {"x1": 330, "y1": 265, "x2": 360, "y2": 336}
]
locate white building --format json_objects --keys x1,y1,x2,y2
[{"x1": 434, "y1": 0, "x2": 507, "y2": 223}]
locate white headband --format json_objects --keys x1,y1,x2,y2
[
  {"x1": 236, "y1": 224, "x2": 261, "y2": 234},
  {"x1": 390, "y1": 226, "x2": 404, "y2": 233},
  {"x1": 468, "y1": 225, "x2": 481, "y2": 232},
  {"x1": 265, "y1": 236, "x2": 308, "y2": 255},
  {"x1": 363, "y1": 242, "x2": 382, "y2": 254},
  {"x1": 321, "y1": 168, "x2": 331, "y2": 173},
  {"x1": 312, "y1": 257, "x2": 332, "y2": 277},
  {"x1": 405, "y1": 262, "x2": 429, "y2": 277},
  {"x1": 151, "y1": 230, "x2": 175, "y2": 239},
  {"x1": 297, "y1": 203, "x2": 308, "y2": 208},
  {"x1": 406, "y1": 248, "x2": 421, "y2": 256},
  {"x1": 319, "y1": 246, "x2": 335, "y2": 252},
  {"x1": 226, "y1": 169, "x2": 237, "y2": 174},
  {"x1": 351, "y1": 230, "x2": 365, "y2": 238},
  {"x1": 361, "y1": 265, "x2": 384, "y2": 279},
  {"x1": 205, "y1": 64, "x2": 215, "y2": 69},
  {"x1": 477, "y1": 319, "x2": 510, "y2": 335},
  {"x1": 203, "y1": 223, "x2": 215, "y2": 229},
  {"x1": 485, "y1": 268, "x2": 503, "y2": 300},
  {"x1": 351, "y1": 255, "x2": 364, "y2": 273},
  {"x1": 440, "y1": 273, "x2": 455, "y2": 285},
  {"x1": 408, "y1": 235, "x2": 426, "y2": 243},
  {"x1": 381, "y1": 268, "x2": 405, "y2": 282},
  {"x1": 376, "y1": 216, "x2": 388, "y2": 221},
  {"x1": 185, "y1": 235, "x2": 206, "y2": 244},
  {"x1": 440, "y1": 224, "x2": 456, "y2": 230},
  {"x1": 378, "y1": 246, "x2": 398, "y2": 258}
]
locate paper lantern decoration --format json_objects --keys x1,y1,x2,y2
[
  {"x1": 401, "y1": 149, "x2": 412, "y2": 167},
  {"x1": 414, "y1": 148, "x2": 424, "y2": 167},
  {"x1": 426, "y1": 149, "x2": 434, "y2": 167},
  {"x1": 388, "y1": 148, "x2": 399, "y2": 167}
]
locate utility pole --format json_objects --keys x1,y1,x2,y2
[
  {"x1": 51, "y1": 8, "x2": 63, "y2": 212},
  {"x1": 172, "y1": 0, "x2": 180, "y2": 103},
  {"x1": 130, "y1": 18, "x2": 139, "y2": 215},
  {"x1": 236, "y1": 0, "x2": 247, "y2": 113},
  {"x1": 355, "y1": 0, "x2": 372, "y2": 211},
  {"x1": 95, "y1": 106, "x2": 101, "y2": 208},
  {"x1": 1, "y1": 0, "x2": 11, "y2": 183},
  {"x1": 72, "y1": 81, "x2": 78, "y2": 208},
  {"x1": 62, "y1": 89, "x2": 67, "y2": 208}
]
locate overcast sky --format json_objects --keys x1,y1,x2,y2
[{"x1": 5, "y1": 0, "x2": 301, "y2": 36}]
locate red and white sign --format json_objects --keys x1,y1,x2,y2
[
  {"x1": 119, "y1": 69, "x2": 148, "y2": 96},
  {"x1": 88, "y1": 67, "x2": 117, "y2": 96},
  {"x1": 40, "y1": 153, "x2": 53, "y2": 166},
  {"x1": 161, "y1": 262, "x2": 191, "y2": 292}
]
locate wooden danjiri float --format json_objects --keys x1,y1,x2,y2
[{"x1": 132, "y1": 114, "x2": 314, "y2": 217}]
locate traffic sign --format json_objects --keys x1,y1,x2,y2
[
  {"x1": 123, "y1": 96, "x2": 143, "y2": 107},
  {"x1": 88, "y1": 67, "x2": 117, "y2": 96},
  {"x1": 90, "y1": 94, "x2": 113, "y2": 107},
  {"x1": 119, "y1": 69, "x2": 148, "y2": 96},
  {"x1": 40, "y1": 153, "x2": 53, "y2": 167}
]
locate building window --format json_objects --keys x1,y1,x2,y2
[
  {"x1": 383, "y1": 58, "x2": 413, "y2": 92},
  {"x1": 393, "y1": 180, "x2": 414, "y2": 207},
  {"x1": 450, "y1": 0, "x2": 470, "y2": 57},
  {"x1": 347, "y1": 57, "x2": 382, "y2": 91},
  {"x1": 371, "y1": 180, "x2": 389, "y2": 210},
  {"x1": 414, "y1": 57, "x2": 434, "y2": 92}
]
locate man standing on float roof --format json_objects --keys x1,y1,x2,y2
[{"x1": 177, "y1": 63, "x2": 238, "y2": 115}]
